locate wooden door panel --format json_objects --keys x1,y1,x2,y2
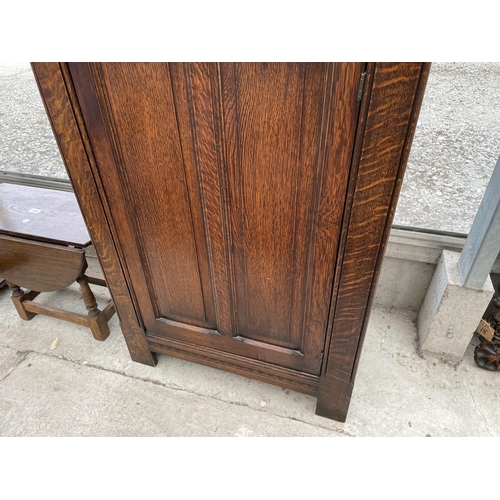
[
  {"x1": 91, "y1": 63, "x2": 214, "y2": 329},
  {"x1": 69, "y1": 62, "x2": 363, "y2": 375},
  {"x1": 223, "y1": 62, "x2": 320, "y2": 349}
]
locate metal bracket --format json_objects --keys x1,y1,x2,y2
[{"x1": 357, "y1": 72, "x2": 366, "y2": 102}]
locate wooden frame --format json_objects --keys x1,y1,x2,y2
[
  {"x1": 317, "y1": 63, "x2": 430, "y2": 419},
  {"x1": 32, "y1": 62, "x2": 430, "y2": 421},
  {"x1": 32, "y1": 62, "x2": 156, "y2": 367},
  {"x1": 5, "y1": 273, "x2": 115, "y2": 342}
]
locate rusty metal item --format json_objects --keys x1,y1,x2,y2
[
  {"x1": 474, "y1": 286, "x2": 500, "y2": 370},
  {"x1": 474, "y1": 341, "x2": 500, "y2": 370}
]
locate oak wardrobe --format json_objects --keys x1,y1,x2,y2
[{"x1": 33, "y1": 62, "x2": 429, "y2": 421}]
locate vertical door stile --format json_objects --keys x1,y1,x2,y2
[
  {"x1": 183, "y1": 62, "x2": 235, "y2": 336},
  {"x1": 167, "y1": 62, "x2": 217, "y2": 329}
]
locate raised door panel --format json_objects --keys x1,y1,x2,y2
[
  {"x1": 83, "y1": 63, "x2": 215, "y2": 330},
  {"x1": 69, "y1": 62, "x2": 363, "y2": 375}
]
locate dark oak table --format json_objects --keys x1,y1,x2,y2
[{"x1": 0, "y1": 183, "x2": 115, "y2": 340}]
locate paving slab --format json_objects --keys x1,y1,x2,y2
[
  {"x1": 347, "y1": 308, "x2": 500, "y2": 437},
  {"x1": 0, "y1": 353, "x2": 343, "y2": 437}
]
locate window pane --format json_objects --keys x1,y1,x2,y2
[
  {"x1": 0, "y1": 62, "x2": 68, "y2": 179},
  {"x1": 394, "y1": 62, "x2": 500, "y2": 234}
]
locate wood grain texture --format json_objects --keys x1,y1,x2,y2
[
  {"x1": 68, "y1": 63, "x2": 216, "y2": 332},
  {"x1": 203, "y1": 61, "x2": 362, "y2": 372},
  {"x1": 67, "y1": 62, "x2": 169, "y2": 339},
  {"x1": 5, "y1": 268, "x2": 115, "y2": 341},
  {"x1": 146, "y1": 334, "x2": 320, "y2": 396},
  {"x1": 350, "y1": 63, "x2": 431, "y2": 382},
  {"x1": 299, "y1": 63, "x2": 364, "y2": 369},
  {"x1": 0, "y1": 183, "x2": 90, "y2": 247},
  {"x1": 31, "y1": 62, "x2": 156, "y2": 366},
  {"x1": 66, "y1": 63, "x2": 362, "y2": 375},
  {"x1": 176, "y1": 62, "x2": 234, "y2": 335},
  {"x1": 151, "y1": 315, "x2": 308, "y2": 371},
  {"x1": 316, "y1": 62, "x2": 430, "y2": 421},
  {"x1": 190, "y1": 62, "x2": 362, "y2": 372},
  {"x1": 168, "y1": 63, "x2": 217, "y2": 328},
  {"x1": 21, "y1": 295, "x2": 115, "y2": 341},
  {"x1": 223, "y1": 62, "x2": 308, "y2": 346},
  {"x1": 95, "y1": 63, "x2": 210, "y2": 326},
  {"x1": 7, "y1": 284, "x2": 39, "y2": 320},
  {"x1": 0, "y1": 235, "x2": 85, "y2": 292},
  {"x1": 22, "y1": 300, "x2": 89, "y2": 326}
]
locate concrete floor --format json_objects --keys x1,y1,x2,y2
[
  {"x1": 0, "y1": 62, "x2": 66, "y2": 179},
  {"x1": 394, "y1": 62, "x2": 500, "y2": 233},
  {"x1": 1, "y1": 258, "x2": 498, "y2": 437}
]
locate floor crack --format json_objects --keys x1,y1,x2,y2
[
  {"x1": 465, "y1": 371, "x2": 493, "y2": 437},
  {"x1": 76, "y1": 360, "x2": 353, "y2": 436},
  {"x1": 0, "y1": 346, "x2": 350, "y2": 436},
  {"x1": 0, "y1": 350, "x2": 30, "y2": 383}
]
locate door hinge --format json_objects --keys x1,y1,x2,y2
[{"x1": 357, "y1": 72, "x2": 366, "y2": 102}]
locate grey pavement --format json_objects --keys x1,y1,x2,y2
[
  {"x1": 0, "y1": 257, "x2": 498, "y2": 437},
  {"x1": 0, "y1": 62, "x2": 67, "y2": 179},
  {"x1": 395, "y1": 62, "x2": 500, "y2": 233}
]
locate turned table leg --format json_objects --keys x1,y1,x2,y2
[
  {"x1": 6, "y1": 281, "x2": 40, "y2": 321},
  {"x1": 76, "y1": 273, "x2": 111, "y2": 341},
  {"x1": 77, "y1": 273, "x2": 100, "y2": 318}
]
